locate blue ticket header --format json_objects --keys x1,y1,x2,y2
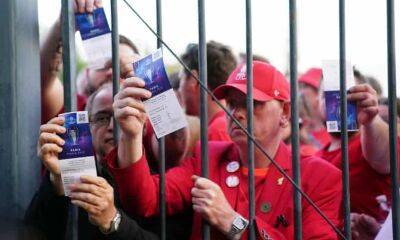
[
  {"x1": 75, "y1": 8, "x2": 111, "y2": 40},
  {"x1": 133, "y1": 49, "x2": 172, "y2": 97},
  {"x1": 59, "y1": 112, "x2": 94, "y2": 160}
]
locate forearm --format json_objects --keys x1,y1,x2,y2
[
  {"x1": 41, "y1": 18, "x2": 62, "y2": 89},
  {"x1": 361, "y1": 116, "x2": 391, "y2": 174},
  {"x1": 117, "y1": 133, "x2": 144, "y2": 168}
]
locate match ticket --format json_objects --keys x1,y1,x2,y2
[
  {"x1": 75, "y1": 8, "x2": 112, "y2": 69},
  {"x1": 133, "y1": 49, "x2": 188, "y2": 138},
  {"x1": 322, "y1": 60, "x2": 358, "y2": 132},
  {"x1": 58, "y1": 111, "x2": 97, "y2": 196}
]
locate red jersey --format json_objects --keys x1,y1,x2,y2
[
  {"x1": 106, "y1": 141, "x2": 342, "y2": 239},
  {"x1": 316, "y1": 134, "x2": 392, "y2": 222}
]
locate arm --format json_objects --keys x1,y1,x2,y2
[
  {"x1": 41, "y1": 0, "x2": 102, "y2": 122},
  {"x1": 301, "y1": 160, "x2": 342, "y2": 239},
  {"x1": 348, "y1": 84, "x2": 391, "y2": 174}
]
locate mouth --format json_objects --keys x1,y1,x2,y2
[{"x1": 104, "y1": 138, "x2": 115, "y2": 145}]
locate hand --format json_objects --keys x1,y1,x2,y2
[
  {"x1": 191, "y1": 175, "x2": 237, "y2": 235},
  {"x1": 73, "y1": 0, "x2": 102, "y2": 14},
  {"x1": 69, "y1": 176, "x2": 117, "y2": 232},
  {"x1": 104, "y1": 53, "x2": 141, "y2": 80},
  {"x1": 350, "y1": 213, "x2": 381, "y2": 240},
  {"x1": 37, "y1": 117, "x2": 66, "y2": 194},
  {"x1": 348, "y1": 84, "x2": 379, "y2": 126},
  {"x1": 113, "y1": 77, "x2": 151, "y2": 138}
]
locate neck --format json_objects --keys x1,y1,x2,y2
[
  {"x1": 207, "y1": 97, "x2": 225, "y2": 123},
  {"x1": 238, "y1": 136, "x2": 281, "y2": 169}
]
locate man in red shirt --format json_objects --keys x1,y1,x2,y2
[
  {"x1": 106, "y1": 61, "x2": 343, "y2": 239},
  {"x1": 316, "y1": 83, "x2": 397, "y2": 222},
  {"x1": 178, "y1": 41, "x2": 237, "y2": 141}
]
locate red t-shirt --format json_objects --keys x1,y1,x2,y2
[
  {"x1": 207, "y1": 111, "x2": 231, "y2": 142},
  {"x1": 316, "y1": 134, "x2": 391, "y2": 222}
]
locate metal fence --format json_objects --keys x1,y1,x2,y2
[{"x1": 0, "y1": 0, "x2": 396, "y2": 239}]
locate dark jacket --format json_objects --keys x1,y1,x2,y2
[{"x1": 24, "y1": 163, "x2": 159, "y2": 240}]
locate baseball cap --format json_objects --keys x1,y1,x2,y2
[
  {"x1": 213, "y1": 61, "x2": 290, "y2": 102},
  {"x1": 298, "y1": 68, "x2": 322, "y2": 90}
]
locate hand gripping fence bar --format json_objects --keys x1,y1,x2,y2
[{"x1": 120, "y1": 0, "x2": 346, "y2": 238}]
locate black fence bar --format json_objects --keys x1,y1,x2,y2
[
  {"x1": 245, "y1": 0, "x2": 255, "y2": 239},
  {"x1": 289, "y1": 0, "x2": 302, "y2": 239},
  {"x1": 197, "y1": 0, "x2": 210, "y2": 239},
  {"x1": 111, "y1": 0, "x2": 120, "y2": 140},
  {"x1": 386, "y1": 0, "x2": 400, "y2": 239},
  {"x1": 155, "y1": 0, "x2": 166, "y2": 239},
  {"x1": 338, "y1": 0, "x2": 351, "y2": 239},
  {"x1": 61, "y1": 0, "x2": 77, "y2": 239}
]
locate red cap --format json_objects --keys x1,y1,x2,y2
[
  {"x1": 213, "y1": 61, "x2": 290, "y2": 102},
  {"x1": 298, "y1": 68, "x2": 322, "y2": 89}
]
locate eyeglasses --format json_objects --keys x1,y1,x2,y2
[{"x1": 90, "y1": 111, "x2": 113, "y2": 127}]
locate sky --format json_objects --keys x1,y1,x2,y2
[{"x1": 38, "y1": 0, "x2": 400, "y2": 96}]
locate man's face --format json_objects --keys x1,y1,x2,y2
[
  {"x1": 86, "y1": 43, "x2": 138, "y2": 93},
  {"x1": 299, "y1": 84, "x2": 323, "y2": 122},
  {"x1": 225, "y1": 89, "x2": 286, "y2": 147},
  {"x1": 178, "y1": 69, "x2": 199, "y2": 116},
  {"x1": 89, "y1": 86, "x2": 114, "y2": 160}
]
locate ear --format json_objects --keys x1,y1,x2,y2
[{"x1": 280, "y1": 102, "x2": 291, "y2": 128}]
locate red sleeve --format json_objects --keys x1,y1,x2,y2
[
  {"x1": 301, "y1": 158, "x2": 342, "y2": 239},
  {"x1": 105, "y1": 147, "x2": 196, "y2": 217}
]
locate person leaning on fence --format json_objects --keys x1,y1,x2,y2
[
  {"x1": 178, "y1": 41, "x2": 237, "y2": 142},
  {"x1": 105, "y1": 61, "x2": 343, "y2": 239},
  {"x1": 315, "y1": 77, "x2": 400, "y2": 223},
  {"x1": 24, "y1": 83, "x2": 159, "y2": 240},
  {"x1": 25, "y1": 82, "x2": 194, "y2": 239},
  {"x1": 40, "y1": 0, "x2": 140, "y2": 124}
]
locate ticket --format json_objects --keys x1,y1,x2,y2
[
  {"x1": 75, "y1": 8, "x2": 112, "y2": 69},
  {"x1": 133, "y1": 49, "x2": 188, "y2": 138},
  {"x1": 322, "y1": 60, "x2": 358, "y2": 132},
  {"x1": 58, "y1": 111, "x2": 97, "y2": 196}
]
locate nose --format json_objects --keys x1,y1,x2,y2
[
  {"x1": 107, "y1": 116, "x2": 114, "y2": 131},
  {"x1": 231, "y1": 106, "x2": 246, "y2": 121}
]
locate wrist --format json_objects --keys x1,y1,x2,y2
[
  {"x1": 118, "y1": 133, "x2": 143, "y2": 168},
  {"x1": 221, "y1": 210, "x2": 239, "y2": 234},
  {"x1": 99, "y1": 208, "x2": 119, "y2": 234}
]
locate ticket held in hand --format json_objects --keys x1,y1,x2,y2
[
  {"x1": 75, "y1": 8, "x2": 112, "y2": 70},
  {"x1": 58, "y1": 111, "x2": 97, "y2": 196},
  {"x1": 133, "y1": 49, "x2": 188, "y2": 138}
]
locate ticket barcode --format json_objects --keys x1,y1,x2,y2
[
  {"x1": 327, "y1": 121, "x2": 339, "y2": 132},
  {"x1": 77, "y1": 112, "x2": 88, "y2": 123}
]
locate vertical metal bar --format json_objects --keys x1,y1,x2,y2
[
  {"x1": 339, "y1": 0, "x2": 351, "y2": 239},
  {"x1": 61, "y1": 0, "x2": 77, "y2": 239},
  {"x1": 289, "y1": 0, "x2": 301, "y2": 239},
  {"x1": 61, "y1": 0, "x2": 76, "y2": 112},
  {"x1": 198, "y1": 0, "x2": 209, "y2": 239},
  {"x1": 155, "y1": 0, "x2": 166, "y2": 239},
  {"x1": 245, "y1": 0, "x2": 255, "y2": 239},
  {"x1": 386, "y1": 0, "x2": 400, "y2": 239},
  {"x1": 111, "y1": 0, "x2": 120, "y2": 141}
]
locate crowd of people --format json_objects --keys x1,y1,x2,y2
[{"x1": 23, "y1": 0, "x2": 400, "y2": 239}]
